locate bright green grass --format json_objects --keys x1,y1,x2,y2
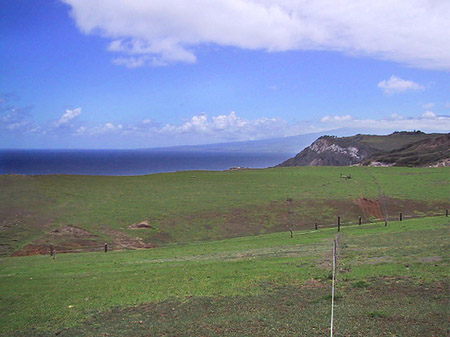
[
  {"x1": 1, "y1": 167, "x2": 448, "y2": 255},
  {"x1": 0, "y1": 216, "x2": 448, "y2": 335}
]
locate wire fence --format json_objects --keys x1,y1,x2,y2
[
  {"x1": 311, "y1": 210, "x2": 448, "y2": 232},
  {"x1": 24, "y1": 208, "x2": 449, "y2": 257}
]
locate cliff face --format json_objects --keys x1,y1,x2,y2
[
  {"x1": 277, "y1": 132, "x2": 449, "y2": 167},
  {"x1": 278, "y1": 136, "x2": 372, "y2": 167}
]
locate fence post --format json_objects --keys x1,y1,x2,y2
[
  {"x1": 399, "y1": 212, "x2": 403, "y2": 221},
  {"x1": 50, "y1": 244, "x2": 53, "y2": 257},
  {"x1": 104, "y1": 243, "x2": 108, "y2": 253},
  {"x1": 315, "y1": 222, "x2": 318, "y2": 230},
  {"x1": 385, "y1": 217, "x2": 388, "y2": 227},
  {"x1": 337, "y1": 216, "x2": 341, "y2": 232},
  {"x1": 358, "y1": 216, "x2": 362, "y2": 225},
  {"x1": 446, "y1": 209, "x2": 448, "y2": 217}
]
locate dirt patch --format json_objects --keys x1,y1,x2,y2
[
  {"x1": 12, "y1": 245, "x2": 51, "y2": 256},
  {"x1": 354, "y1": 197, "x2": 384, "y2": 220},
  {"x1": 167, "y1": 198, "x2": 363, "y2": 242},
  {"x1": 49, "y1": 225, "x2": 94, "y2": 238},
  {"x1": 102, "y1": 227, "x2": 156, "y2": 250},
  {"x1": 128, "y1": 221, "x2": 155, "y2": 230},
  {"x1": 12, "y1": 225, "x2": 100, "y2": 256},
  {"x1": 419, "y1": 256, "x2": 442, "y2": 263}
]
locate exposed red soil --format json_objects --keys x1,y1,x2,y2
[
  {"x1": 102, "y1": 227, "x2": 156, "y2": 250},
  {"x1": 354, "y1": 197, "x2": 384, "y2": 220},
  {"x1": 13, "y1": 224, "x2": 158, "y2": 256},
  {"x1": 12, "y1": 225, "x2": 100, "y2": 256},
  {"x1": 9, "y1": 198, "x2": 447, "y2": 256}
]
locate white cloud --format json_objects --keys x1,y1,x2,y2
[
  {"x1": 62, "y1": 0, "x2": 450, "y2": 69},
  {"x1": 378, "y1": 75, "x2": 424, "y2": 95},
  {"x1": 321, "y1": 114, "x2": 353, "y2": 123},
  {"x1": 80, "y1": 122, "x2": 123, "y2": 135},
  {"x1": 69, "y1": 110, "x2": 450, "y2": 145},
  {"x1": 422, "y1": 102, "x2": 435, "y2": 109},
  {"x1": 53, "y1": 108, "x2": 82, "y2": 127},
  {"x1": 159, "y1": 111, "x2": 294, "y2": 141},
  {"x1": 320, "y1": 112, "x2": 450, "y2": 132},
  {"x1": 422, "y1": 110, "x2": 436, "y2": 119}
]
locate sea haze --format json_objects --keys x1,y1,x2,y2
[{"x1": 0, "y1": 149, "x2": 294, "y2": 176}]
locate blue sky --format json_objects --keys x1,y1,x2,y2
[{"x1": 1, "y1": 0, "x2": 449, "y2": 149}]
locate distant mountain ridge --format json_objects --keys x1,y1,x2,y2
[{"x1": 277, "y1": 131, "x2": 450, "y2": 167}]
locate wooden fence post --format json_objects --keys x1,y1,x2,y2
[
  {"x1": 315, "y1": 222, "x2": 318, "y2": 230},
  {"x1": 446, "y1": 209, "x2": 448, "y2": 217},
  {"x1": 358, "y1": 216, "x2": 362, "y2": 225},
  {"x1": 399, "y1": 212, "x2": 403, "y2": 221},
  {"x1": 104, "y1": 243, "x2": 108, "y2": 253},
  {"x1": 337, "y1": 216, "x2": 341, "y2": 232}
]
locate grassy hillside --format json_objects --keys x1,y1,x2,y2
[
  {"x1": 278, "y1": 131, "x2": 448, "y2": 167},
  {"x1": 1, "y1": 166, "x2": 448, "y2": 256},
  {"x1": 356, "y1": 131, "x2": 438, "y2": 152},
  {"x1": 364, "y1": 133, "x2": 450, "y2": 166},
  {"x1": 0, "y1": 216, "x2": 448, "y2": 336}
]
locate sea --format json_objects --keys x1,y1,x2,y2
[{"x1": 0, "y1": 149, "x2": 294, "y2": 176}]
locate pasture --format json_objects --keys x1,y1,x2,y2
[
  {"x1": 0, "y1": 216, "x2": 448, "y2": 336},
  {"x1": 1, "y1": 166, "x2": 448, "y2": 256}
]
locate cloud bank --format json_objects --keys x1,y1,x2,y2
[
  {"x1": 62, "y1": 0, "x2": 450, "y2": 70},
  {"x1": 2, "y1": 96, "x2": 449, "y2": 148},
  {"x1": 319, "y1": 112, "x2": 450, "y2": 132}
]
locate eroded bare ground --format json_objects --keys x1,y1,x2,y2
[
  {"x1": 24, "y1": 278, "x2": 447, "y2": 337},
  {"x1": 354, "y1": 197, "x2": 384, "y2": 219},
  {"x1": 8, "y1": 197, "x2": 448, "y2": 256},
  {"x1": 12, "y1": 225, "x2": 101, "y2": 256},
  {"x1": 102, "y1": 227, "x2": 156, "y2": 250},
  {"x1": 11, "y1": 225, "x2": 158, "y2": 256}
]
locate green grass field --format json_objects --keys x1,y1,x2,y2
[
  {"x1": 1, "y1": 166, "x2": 448, "y2": 256},
  {"x1": 0, "y1": 216, "x2": 448, "y2": 336},
  {"x1": 0, "y1": 166, "x2": 449, "y2": 336}
]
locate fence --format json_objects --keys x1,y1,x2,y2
[
  {"x1": 309, "y1": 209, "x2": 448, "y2": 233},
  {"x1": 39, "y1": 209, "x2": 448, "y2": 257}
]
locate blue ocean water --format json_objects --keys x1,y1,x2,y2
[{"x1": 0, "y1": 149, "x2": 293, "y2": 176}]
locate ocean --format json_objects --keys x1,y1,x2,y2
[{"x1": 0, "y1": 149, "x2": 293, "y2": 176}]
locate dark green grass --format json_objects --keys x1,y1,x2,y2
[
  {"x1": 1, "y1": 167, "x2": 448, "y2": 255},
  {"x1": 0, "y1": 216, "x2": 448, "y2": 336}
]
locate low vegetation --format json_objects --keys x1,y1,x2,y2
[
  {"x1": 0, "y1": 216, "x2": 448, "y2": 336},
  {"x1": 1, "y1": 166, "x2": 448, "y2": 256}
]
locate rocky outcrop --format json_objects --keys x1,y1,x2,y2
[
  {"x1": 278, "y1": 136, "x2": 372, "y2": 167},
  {"x1": 278, "y1": 132, "x2": 449, "y2": 167}
]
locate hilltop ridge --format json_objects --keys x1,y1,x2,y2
[{"x1": 277, "y1": 131, "x2": 449, "y2": 167}]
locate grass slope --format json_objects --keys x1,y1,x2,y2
[
  {"x1": 0, "y1": 216, "x2": 448, "y2": 336},
  {"x1": 1, "y1": 166, "x2": 449, "y2": 255}
]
